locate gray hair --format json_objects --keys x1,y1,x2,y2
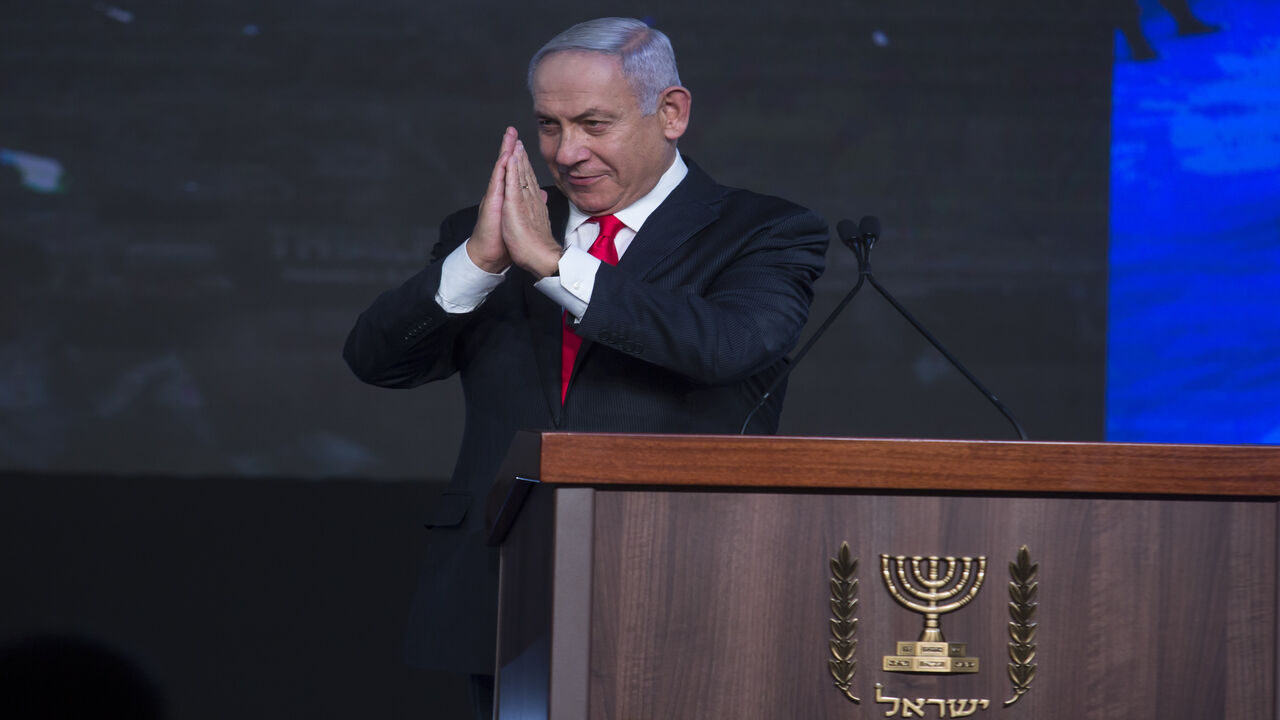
[{"x1": 527, "y1": 17, "x2": 682, "y2": 115}]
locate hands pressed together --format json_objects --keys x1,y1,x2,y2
[{"x1": 465, "y1": 127, "x2": 562, "y2": 280}]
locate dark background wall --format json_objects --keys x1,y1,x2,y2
[
  {"x1": 1, "y1": 1, "x2": 1111, "y2": 716},
  {"x1": 1, "y1": 0, "x2": 1110, "y2": 479},
  {"x1": 0, "y1": 474, "x2": 467, "y2": 718}
]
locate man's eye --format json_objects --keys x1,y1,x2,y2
[{"x1": 537, "y1": 120, "x2": 559, "y2": 133}]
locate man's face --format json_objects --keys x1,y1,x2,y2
[{"x1": 531, "y1": 51, "x2": 681, "y2": 217}]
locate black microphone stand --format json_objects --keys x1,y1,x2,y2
[{"x1": 853, "y1": 222, "x2": 1029, "y2": 441}]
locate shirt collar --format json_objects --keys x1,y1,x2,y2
[{"x1": 566, "y1": 153, "x2": 689, "y2": 235}]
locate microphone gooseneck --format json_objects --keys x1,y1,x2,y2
[
  {"x1": 740, "y1": 214, "x2": 1029, "y2": 441},
  {"x1": 853, "y1": 216, "x2": 1028, "y2": 441}
]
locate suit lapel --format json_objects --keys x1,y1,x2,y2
[{"x1": 617, "y1": 160, "x2": 722, "y2": 279}]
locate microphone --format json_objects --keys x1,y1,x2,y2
[
  {"x1": 739, "y1": 220, "x2": 868, "y2": 433},
  {"x1": 837, "y1": 218, "x2": 860, "y2": 252},
  {"x1": 857, "y1": 215, "x2": 880, "y2": 253},
  {"x1": 854, "y1": 216, "x2": 1029, "y2": 440}
]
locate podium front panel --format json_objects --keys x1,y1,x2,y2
[{"x1": 499, "y1": 486, "x2": 1275, "y2": 719}]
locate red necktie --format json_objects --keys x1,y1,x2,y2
[{"x1": 561, "y1": 215, "x2": 624, "y2": 403}]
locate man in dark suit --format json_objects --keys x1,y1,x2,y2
[{"x1": 343, "y1": 16, "x2": 827, "y2": 717}]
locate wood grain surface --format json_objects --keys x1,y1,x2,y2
[
  {"x1": 584, "y1": 491, "x2": 1275, "y2": 719},
  {"x1": 493, "y1": 434, "x2": 1280, "y2": 719},
  {"x1": 534, "y1": 433, "x2": 1280, "y2": 496}
]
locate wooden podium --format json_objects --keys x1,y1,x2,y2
[{"x1": 486, "y1": 433, "x2": 1280, "y2": 719}]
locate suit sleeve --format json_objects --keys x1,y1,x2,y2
[
  {"x1": 342, "y1": 209, "x2": 479, "y2": 388},
  {"x1": 574, "y1": 201, "x2": 828, "y2": 385}
]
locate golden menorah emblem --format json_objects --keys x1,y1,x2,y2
[{"x1": 880, "y1": 554, "x2": 987, "y2": 673}]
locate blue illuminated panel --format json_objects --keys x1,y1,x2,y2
[{"x1": 1108, "y1": 0, "x2": 1280, "y2": 444}]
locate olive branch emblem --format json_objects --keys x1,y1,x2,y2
[
  {"x1": 1005, "y1": 545, "x2": 1038, "y2": 706},
  {"x1": 828, "y1": 541, "x2": 860, "y2": 703}
]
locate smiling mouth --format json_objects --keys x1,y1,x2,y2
[{"x1": 565, "y1": 173, "x2": 605, "y2": 187}]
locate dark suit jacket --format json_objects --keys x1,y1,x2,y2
[{"x1": 343, "y1": 159, "x2": 828, "y2": 673}]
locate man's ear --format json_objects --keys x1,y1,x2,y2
[{"x1": 656, "y1": 86, "x2": 691, "y2": 140}]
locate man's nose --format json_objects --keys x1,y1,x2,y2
[{"x1": 555, "y1": 128, "x2": 592, "y2": 167}]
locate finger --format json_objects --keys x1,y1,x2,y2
[
  {"x1": 514, "y1": 141, "x2": 538, "y2": 192},
  {"x1": 486, "y1": 130, "x2": 517, "y2": 205},
  {"x1": 503, "y1": 150, "x2": 528, "y2": 208},
  {"x1": 485, "y1": 150, "x2": 511, "y2": 205},
  {"x1": 504, "y1": 148, "x2": 519, "y2": 190},
  {"x1": 499, "y1": 126, "x2": 518, "y2": 158},
  {"x1": 514, "y1": 150, "x2": 537, "y2": 198},
  {"x1": 506, "y1": 144, "x2": 525, "y2": 184},
  {"x1": 492, "y1": 149, "x2": 510, "y2": 185}
]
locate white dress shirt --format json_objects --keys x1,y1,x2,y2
[{"x1": 434, "y1": 154, "x2": 689, "y2": 320}]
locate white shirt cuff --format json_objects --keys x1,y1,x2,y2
[
  {"x1": 534, "y1": 246, "x2": 601, "y2": 320},
  {"x1": 435, "y1": 240, "x2": 507, "y2": 314}
]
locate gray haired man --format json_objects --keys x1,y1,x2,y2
[{"x1": 343, "y1": 17, "x2": 828, "y2": 719}]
